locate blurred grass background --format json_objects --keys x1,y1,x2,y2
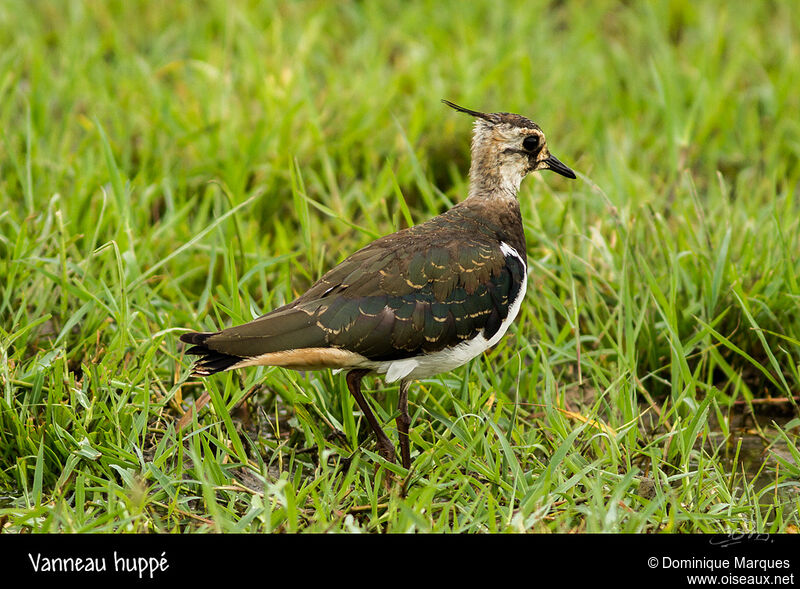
[{"x1": 0, "y1": 0, "x2": 798, "y2": 533}]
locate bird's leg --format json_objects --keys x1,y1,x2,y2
[
  {"x1": 346, "y1": 369, "x2": 396, "y2": 464},
  {"x1": 396, "y1": 380, "x2": 412, "y2": 469}
]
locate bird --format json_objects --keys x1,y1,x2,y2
[{"x1": 180, "y1": 100, "x2": 576, "y2": 470}]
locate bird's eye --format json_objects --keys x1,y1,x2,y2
[{"x1": 522, "y1": 135, "x2": 541, "y2": 152}]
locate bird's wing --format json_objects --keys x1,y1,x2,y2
[{"x1": 182, "y1": 215, "x2": 526, "y2": 369}]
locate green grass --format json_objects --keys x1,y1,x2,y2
[{"x1": 1, "y1": 0, "x2": 799, "y2": 533}]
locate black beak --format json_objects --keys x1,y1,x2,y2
[{"x1": 544, "y1": 154, "x2": 577, "y2": 179}]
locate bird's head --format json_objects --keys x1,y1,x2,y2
[{"x1": 443, "y1": 99, "x2": 576, "y2": 199}]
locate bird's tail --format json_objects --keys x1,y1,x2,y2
[{"x1": 180, "y1": 332, "x2": 244, "y2": 376}]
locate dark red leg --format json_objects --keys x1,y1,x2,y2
[
  {"x1": 346, "y1": 369, "x2": 396, "y2": 464},
  {"x1": 396, "y1": 380, "x2": 412, "y2": 469}
]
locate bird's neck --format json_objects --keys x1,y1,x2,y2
[
  {"x1": 467, "y1": 161, "x2": 523, "y2": 201},
  {"x1": 447, "y1": 190, "x2": 527, "y2": 259}
]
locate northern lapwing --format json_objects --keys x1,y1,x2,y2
[{"x1": 180, "y1": 100, "x2": 576, "y2": 469}]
